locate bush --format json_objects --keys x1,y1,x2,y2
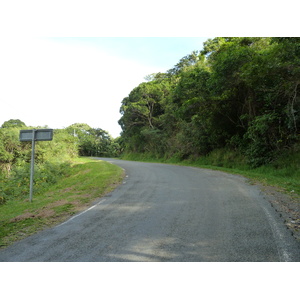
[
  {"x1": 0, "y1": 161, "x2": 72, "y2": 204},
  {"x1": 243, "y1": 113, "x2": 280, "y2": 167}
]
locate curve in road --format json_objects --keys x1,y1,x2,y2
[{"x1": 0, "y1": 158, "x2": 299, "y2": 262}]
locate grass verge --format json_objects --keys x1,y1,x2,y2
[
  {"x1": 0, "y1": 157, "x2": 124, "y2": 248},
  {"x1": 121, "y1": 149, "x2": 300, "y2": 198},
  {"x1": 121, "y1": 151, "x2": 300, "y2": 241}
]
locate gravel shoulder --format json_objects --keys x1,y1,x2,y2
[{"x1": 258, "y1": 183, "x2": 300, "y2": 241}]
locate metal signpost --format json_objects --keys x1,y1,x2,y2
[{"x1": 19, "y1": 129, "x2": 53, "y2": 202}]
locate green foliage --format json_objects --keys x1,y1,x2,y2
[
  {"x1": 121, "y1": 145, "x2": 300, "y2": 197},
  {"x1": 119, "y1": 78, "x2": 172, "y2": 155},
  {"x1": 0, "y1": 158, "x2": 124, "y2": 248},
  {"x1": 119, "y1": 37, "x2": 300, "y2": 168},
  {"x1": 1, "y1": 119, "x2": 26, "y2": 128},
  {"x1": 0, "y1": 127, "x2": 30, "y2": 174},
  {"x1": 65, "y1": 123, "x2": 119, "y2": 157},
  {"x1": 244, "y1": 113, "x2": 280, "y2": 167},
  {"x1": 0, "y1": 124, "x2": 76, "y2": 204},
  {"x1": 0, "y1": 161, "x2": 72, "y2": 203},
  {"x1": 0, "y1": 120, "x2": 121, "y2": 206}
]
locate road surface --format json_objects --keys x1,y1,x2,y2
[{"x1": 0, "y1": 158, "x2": 299, "y2": 261}]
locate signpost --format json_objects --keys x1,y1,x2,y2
[{"x1": 19, "y1": 129, "x2": 53, "y2": 202}]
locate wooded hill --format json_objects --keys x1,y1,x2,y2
[{"x1": 118, "y1": 37, "x2": 300, "y2": 167}]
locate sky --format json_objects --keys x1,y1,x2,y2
[
  {"x1": 0, "y1": 1, "x2": 295, "y2": 138},
  {"x1": 0, "y1": 37, "x2": 210, "y2": 137}
]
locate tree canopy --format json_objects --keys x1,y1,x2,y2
[
  {"x1": 1, "y1": 119, "x2": 26, "y2": 128},
  {"x1": 119, "y1": 37, "x2": 300, "y2": 166}
]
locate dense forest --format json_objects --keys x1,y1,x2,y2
[
  {"x1": 0, "y1": 119, "x2": 120, "y2": 204},
  {"x1": 118, "y1": 37, "x2": 300, "y2": 167}
]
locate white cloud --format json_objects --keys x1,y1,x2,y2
[{"x1": 0, "y1": 38, "x2": 160, "y2": 137}]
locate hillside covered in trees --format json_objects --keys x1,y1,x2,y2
[{"x1": 118, "y1": 37, "x2": 300, "y2": 167}]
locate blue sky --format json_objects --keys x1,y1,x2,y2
[
  {"x1": 61, "y1": 37, "x2": 207, "y2": 70},
  {"x1": 0, "y1": 37, "x2": 210, "y2": 137}
]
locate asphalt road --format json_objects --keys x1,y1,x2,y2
[{"x1": 1, "y1": 158, "x2": 299, "y2": 262}]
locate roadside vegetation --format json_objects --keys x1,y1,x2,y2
[
  {"x1": 120, "y1": 146, "x2": 300, "y2": 240},
  {"x1": 0, "y1": 120, "x2": 121, "y2": 205},
  {"x1": 0, "y1": 119, "x2": 123, "y2": 248},
  {"x1": 0, "y1": 157, "x2": 124, "y2": 248},
  {"x1": 121, "y1": 145, "x2": 300, "y2": 197},
  {"x1": 119, "y1": 38, "x2": 299, "y2": 166},
  {"x1": 118, "y1": 37, "x2": 300, "y2": 197}
]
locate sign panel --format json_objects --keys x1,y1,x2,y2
[
  {"x1": 19, "y1": 129, "x2": 54, "y2": 202},
  {"x1": 20, "y1": 129, "x2": 53, "y2": 141}
]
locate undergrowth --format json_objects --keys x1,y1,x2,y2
[
  {"x1": 121, "y1": 145, "x2": 300, "y2": 196},
  {"x1": 0, "y1": 157, "x2": 124, "y2": 248}
]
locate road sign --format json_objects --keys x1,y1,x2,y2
[
  {"x1": 19, "y1": 129, "x2": 54, "y2": 202},
  {"x1": 20, "y1": 129, "x2": 53, "y2": 141}
]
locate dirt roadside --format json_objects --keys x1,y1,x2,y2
[{"x1": 259, "y1": 184, "x2": 300, "y2": 242}]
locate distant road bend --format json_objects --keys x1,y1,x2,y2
[{"x1": 0, "y1": 158, "x2": 299, "y2": 262}]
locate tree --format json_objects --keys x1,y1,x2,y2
[
  {"x1": 119, "y1": 78, "x2": 172, "y2": 154},
  {"x1": 119, "y1": 37, "x2": 300, "y2": 166},
  {"x1": 167, "y1": 51, "x2": 204, "y2": 76},
  {"x1": 1, "y1": 119, "x2": 26, "y2": 128},
  {"x1": 65, "y1": 123, "x2": 119, "y2": 157}
]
